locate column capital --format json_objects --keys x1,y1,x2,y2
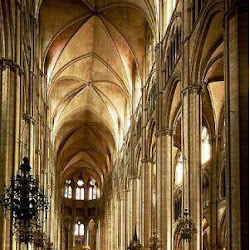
[
  {"x1": 130, "y1": 175, "x2": 141, "y2": 180},
  {"x1": 156, "y1": 128, "x2": 173, "y2": 137},
  {"x1": 30, "y1": 70, "x2": 37, "y2": 78},
  {"x1": 39, "y1": 69, "x2": 45, "y2": 77},
  {"x1": 155, "y1": 42, "x2": 162, "y2": 54},
  {"x1": 22, "y1": 114, "x2": 36, "y2": 124},
  {"x1": 15, "y1": 0, "x2": 22, "y2": 9},
  {"x1": 0, "y1": 58, "x2": 24, "y2": 74},
  {"x1": 212, "y1": 134, "x2": 221, "y2": 141},
  {"x1": 181, "y1": 35, "x2": 191, "y2": 45},
  {"x1": 141, "y1": 157, "x2": 154, "y2": 164},
  {"x1": 224, "y1": 2, "x2": 248, "y2": 23},
  {"x1": 35, "y1": 148, "x2": 43, "y2": 154},
  {"x1": 181, "y1": 84, "x2": 203, "y2": 97}
]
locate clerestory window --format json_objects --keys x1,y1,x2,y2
[
  {"x1": 76, "y1": 180, "x2": 85, "y2": 200},
  {"x1": 201, "y1": 126, "x2": 211, "y2": 164},
  {"x1": 64, "y1": 180, "x2": 72, "y2": 199}
]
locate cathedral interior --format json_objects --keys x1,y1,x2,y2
[{"x1": 0, "y1": 0, "x2": 248, "y2": 249}]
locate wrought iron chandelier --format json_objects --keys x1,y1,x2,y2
[
  {"x1": 44, "y1": 235, "x2": 54, "y2": 250},
  {"x1": 147, "y1": 230, "x2": 162, "y2": 250},
  {"x1": 0, "y1": 157, "x2": 50, "y2": 246},
  {"x1": 127, "y1": 228, "x2": 143, "y2": 250},
  {"x1": 175, "y1": 209, "x2": 197, "y2": 242}
]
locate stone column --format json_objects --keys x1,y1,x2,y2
[
  {"x1": 155, "y1": 130, "x2": 164, "y2": 243},
  {"x1": 224, "y1": 1, "x2": 248, "y2": 249},
  {"x1": 181, "y1": 0, "x2": 203, "y2": 247},
  {"x1": 210, "y1": 135, "x2": 220, "y2": 249},
  {"x1": 69, "y1": 223, "x2": 74, "y2": 249},
  {"x1": 125, "y1": 188, "x2": 129, "y2": 247},
  {"x1": 164, "y1": 129, "x2": 173, "y2": 250},
  {"x1": 141, "y1": 75, "x2": 152, "y2": 245},
  {"x1": 0, "y1": 60, "x2": 24, "y2": 249},
  {"x1": 155, "y1": 40, "x2": 164, "y2": 242},
  {"x1": 0, "y1": 62, "x2": 10, "y2": 250},
  {"x1": 131, "y1": 176, "x2": 137, "y2": 231},
  {"x1": 142, "y1": 158, "x2": 152, "y2": 244},
  {"x1": 121, "y1": 196, "x2": 125, "y2": 249},
  {"x1": 96, "y1": 220, "x2": 101, "y2": 250},
  {"x1": 155, "y1": 131, "x2": 162, "y2": 239},
  {"x1": 140, "y1": 165, "x2": 145, "y2": 245},
  {"x1": 182, "y1": 85, "x2": 202, "y2": 250},
  {"x1": 141, "y1": 85, "x2": 146, "y2": 245},
  {"x1": 136, "y1": 176, "x2": 142, "y2": 238}
]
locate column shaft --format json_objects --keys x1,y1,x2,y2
[{"x1": 224, "y1": 1, "x2": 248, "y2": 249}]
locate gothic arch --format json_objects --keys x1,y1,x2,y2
[
  {"x1": 190, "y1": 1, "x2": 224, "y2": 84},
  {"x1": 162, "y1": 13, "x2": 182, "y2": 58},
  {"x1": 0, "y1": 0, "x2": 13, "y2": 59},
  {"x1": 164, "y1": 78, "x2": 181, "y2": 129}
]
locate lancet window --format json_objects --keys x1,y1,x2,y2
[
  {"x1": 165, "y1": 27, "x2": 181, "y2": 80},
  {"x1": 64, "y1": 180, "x2": 72, "y2": 199},
  {"x1": 136, "y1": 114, "x2": 142, "y2": 140},
  {"x1": 175, "y1": 153, "x2": 183, "y2": 186},
  {"x1": 74, "y1": 221, "x2": 85, "y2": 236},
  {"x1": 174, "y1": 152, "x2": 183, "y2": 221},
  {"x1": 202, "y1": 174, "x2": 210, "y2": 209},
  {"x1": 88, "y1": 180, "x2": 98, "y2": 200},
  {"x1": 201, "y1": 126, "x2": 211, "y2": 164},
  {"x1": 148, "y1": 84, "x2": 156, "y2": 116},
  {"x1": 76, "y1": 179, "x2": 85, "y2": 200}
]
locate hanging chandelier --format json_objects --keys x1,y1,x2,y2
[
  {"x1": 127, "y1": 228, "x2": 143, "y2": 250},
  {"x1": 44, "y1": 235, "x2": 54, "y2": 250},
  {"x1": 175, "y1": 209, "x2": 197, "y2": 242},
  {"x1": 147, "y1": 230, "x2": 162, "y2": 250},
  {"x1": 0, "y1": 157, "x2": 50, "y2": 245}
]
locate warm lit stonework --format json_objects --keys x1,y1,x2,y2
[{"x1": 0, "y1": 0, "x2": 248, "y2": 249}]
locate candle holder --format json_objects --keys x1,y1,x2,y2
[
  {"x1": 147, "y1": 230, "x2": 162, "y2": 250},
  {"x1": 127, "y1": 228, "x2": 143, "y2": 250},
  {"x1": 175, "y1": 209, "x2": 197, "y2": 242}
]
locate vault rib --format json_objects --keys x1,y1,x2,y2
[{"x1": 99, "y1": 16, "x2": 133, "y2": 92}]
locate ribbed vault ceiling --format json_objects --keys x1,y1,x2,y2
[{"x1": 41, "y1": 0, "x2": 153, "y2": 185}]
